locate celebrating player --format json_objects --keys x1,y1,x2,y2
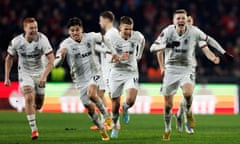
[
  {"x1": 4, "y1": 17, "x2": 55, "y2": 140},
  {"x1": 174, "y1": 15, "x2": 234, "y2": 134},
  {"x1": 53, "y1": 17, "x2": 118, "y2": 141},
  {"x1": 150, "y1": 9, "x2": 222, "y2": 141},
  {"x1": 109, "y1": 16, "x2": 145, "y2": 138},
  {"x1": 90, "y1": 11, "x2": 121, "y2": 131}
]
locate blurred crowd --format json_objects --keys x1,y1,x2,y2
[{"x1": 0, "y1": 0, "x2": 240, "y2": 83}]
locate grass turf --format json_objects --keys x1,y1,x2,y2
[{"x1": 0, "y1": 112, "x2": 239, "y2": 144}]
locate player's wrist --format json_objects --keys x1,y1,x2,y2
[{"x1": 212, "y1": 57, "x2": 217, "y2": 62}]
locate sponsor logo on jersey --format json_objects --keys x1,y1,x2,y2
[
  {"x1": 20, "y1": 52, "x2": 41, "y2": 58},
  {"x1": 74, "y1": 51, "x2": 92, "y2": 58},
  {"x1": 87, "y1": 42, "x2": 91, "y2": 48}
]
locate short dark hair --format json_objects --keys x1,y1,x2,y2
[
  {"x1": 173, "y1": 9, "x2": 187, "y2": 17},
  {"x1": 67, "y1": 17, "x2": 83, "y2": 28},
  {"x1": 120, "y1": 16, "x2": 134, "y2": 25},
  {"x1": 100, "y1": 11, "x2": 115, "y2": 22}
]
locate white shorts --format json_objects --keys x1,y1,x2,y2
[
  {"x1": 161, "y1": 66, "x2": 195, "y2": 96},
  {"x1": 98, "y1": 75, "x2": 106, "y2": 91},
  {"x1": 102, "y1": 67, "x2": 111, "y2": 93},
  {"x1": 97, "y1": 70, "x2": 105, "y2": 91},
  {"x1": 18, "y1": 71, "x2": 45, "y2": 95},
  {"x1": 75, "y1": 75, "x2": 100, "y2": 105},
  {"x1": 109, "y1": 70, "x2": 139, "y2": 99}
]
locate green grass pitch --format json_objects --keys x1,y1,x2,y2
[{"x1": 0, "y1": 112, "x2": 239, "y2": 144}]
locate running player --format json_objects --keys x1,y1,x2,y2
[
  {"x1": 4, "y1": 17, "x2": 54, "y2": 140},
  {"x1": 109, "y1": 16, "x2": 145, "y2": 138},
  {"x1": 53, "y1": 17, "x2": 117, "y2": 141},
  {"x1": 150, "y1": 9, "x2": 221, "y2": 141},
  {"x1": 90, "y1": 11, "x2": 121, "y2": 131},
  {"x1": 174, "y1": 15, "x2": 234, "y2": 134}
]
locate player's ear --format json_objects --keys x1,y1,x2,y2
[
  {"x1": 118, "y1": 25, "x2": 122, "y2": 31},
  {"x1": 80, "y1": 26, "x2": 84, "y2": 33}
]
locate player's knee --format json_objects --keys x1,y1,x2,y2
[
  {"x1": 127, "y1": 101, "x2": 135, "y2": 107},
  {"x1": 22, "y1": 86, "x2": 34, "y2": 104},
  {"x1": 88, "y1": 84, "x2": 98, "y2": 93},
  {"x1": 182, "y1": 84, "x2": 194, "y2": 96},
  {"x1": 22, "y1": 86, "x2": 34, "y2": 95},
  {"x1": 165, "y1": 101, "x2": 173, "y2": 108},
  {"x1": 167, "y1": 103, "x2": 173, "y2": 108},
  {"x1": 84, "y1": 103, "x2": 95, "y2": 113},
  {"x1": 87, "y1": 91, "x2": 95, "y2": 97},
  {"x1": 183, "y1": 91, "x2": 193, "y2": 97},
  {"x1": 25, "y1": 95, "x2": 34, "y2": 105}
]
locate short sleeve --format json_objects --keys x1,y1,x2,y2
[
  {"x1": 153, "y1": 26, "x2": 170, "y2": 50},
  {"x1": 40, "y1": 34, "x2": 53, "y2": 55},
  {"x1": 89, "y1": 32, "x2": 102, "y2": 43},
  {"x1": 198, "y1": 41, "x2": 207, "y2": 48},
  {"x1": 57, "y1": 40, "x2": 68, "y2": 56},
  {"x1": 7, "y1": 38, "x2": 17, "y2": 56},
  {"x1": 194, "y1": 26, "x2": 208, "y2": 42}
]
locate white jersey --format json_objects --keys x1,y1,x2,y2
[
  {"x1": 100, "y1": 27, "x2": 119, "y2": 78},
  {"x1": 58, "y1": 32, "x2": 102, "y2": 83},
  {"x1": 111, "y1": 31, "x2": 145, "y2": 72},
  {"x1": 7, "y1": 32, "x2": 53, "y2": 74},
  {"x1": 155, "y1": 24, "x2": 208, "y2": 68}
]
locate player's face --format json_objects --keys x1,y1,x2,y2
[
  {"x1": 68, "y1": 25, "x2": 83, "y2": 41},
  {"x1": 99, "y1": 16, "x2": 107, "y2": 30},
  {"x1": 187, "y1": 16, "x2": 193, "y2": 25},
  {"x1": 119, "y1": 24, "x2": 133, "y2": 40},
  {"x1": 173, "y1": 13, "x2": 187, "y2": 32},
  {"x1": 24, "y1": 22, "x2": 38, "y2": 40}
]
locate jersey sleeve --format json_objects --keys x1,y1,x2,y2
[
  {"x1": 40, "y1": 34, "x2": 53, "y2": 55},
  {"x1": 154, "y1": 26, "x2": 170, "y2": 50},
  {"x1": 95, "y1": 42, "x2": 109, "y2": 53},
  {"x1": 198, "y1": 41, "x2": 207, "y2": 48},
  {"x1": 89, "y1": 32, "x2": 103, "y2": 43},
  {"x1": 194, "y1": 26, "x2": 208, "y2": 42},
  {"x1": 58, "y1": 40, "x2": 68, "y2": 56},
  {"x1": 135, "y1": 31, "x2": 145, "y2": 59},
  {"x1": 7, "y1": 38, "x2": 17, "y2": 56}
]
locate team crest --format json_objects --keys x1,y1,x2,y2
[
  {"x1": 87, "y1": 42, "x2": 91, "y2": 48},
  {"x1": 72, "y1": 47, "x2": 78, "y2": 51},
  {"x1": 116, "y1": 44, "x2": 121, "y2": 49},
  {"x1": 34, "y1": 46, "x2": 38, "y2": 51},
  {"x1": 190, "y1": 74, "x2": 193, "y2": 81},
  {"x1": 116, "y1": 48, "x2": 122, "y2": 54},
  {"x1": 131, "y1": 42, "x2": 135, "y2": 48},
  {"x1": 133, "y1": 77, "x2": 138, "y2": 83},
  {"x1": 184, "y1": 39, "x2": 188, "y2": 45},
  {"x1": 19, "y1": 45, "x2": 25, "y2": 52}
]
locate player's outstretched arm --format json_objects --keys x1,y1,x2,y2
[
  {"x1": 95, "y1": 42, "x2": 112, "y2": 54},
  {"x1": 54, "y1": 48, "x2": 67, "y2": 67},
  {"x1": 103, "y1": 36, "x2": 117, "y2": 55},
  {"x1": 202, "y1": 46, "x2": 220, "y2": 64},
  {"x1": 207, "y1": 36, "x2": 234, "y2": 62},
  {"x1": 4, "y1": 53, "x2": 14, "y2": 86},
  {"x1": 150, "y1": 42, "x2": 166, "y2": 52},
  {"x1": 207, "y1": 36, "x2": 225, "y2": 54}
]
